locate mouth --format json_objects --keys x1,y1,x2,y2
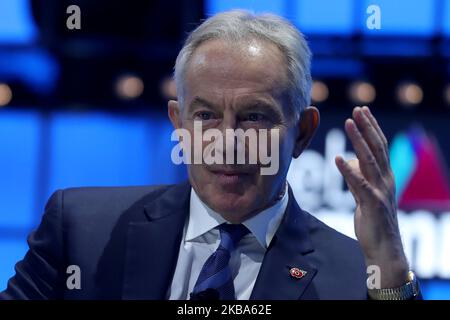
[{"x1": 209, "y1": 168, "x2": 251, "y2": 186}]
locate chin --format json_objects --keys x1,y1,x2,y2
[{"x1": 207, "y1": 191, "x2": 255, "y2": 219}]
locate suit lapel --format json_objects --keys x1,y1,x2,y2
[
  {"x1": 122, "y1": 182, "x2": 191, "y2": 299},
  {"x1": 120, "y1": 182, "x2": 317, "y2": 300},
  {"x1": 250, "y1": 186, "x2": 317, "y2": 300}
]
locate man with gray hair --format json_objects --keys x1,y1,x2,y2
[{"x1": 1, "y1": 10, "x2": 420, "y2": 300}]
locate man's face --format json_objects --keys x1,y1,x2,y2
[{"x1": 169, "y1": 39, "x2": 316, "y2": 222}]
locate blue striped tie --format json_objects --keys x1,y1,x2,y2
[{"x1": 190, "y1": 223, "x2": 250, "y2": 300}]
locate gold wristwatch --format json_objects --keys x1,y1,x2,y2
[{"x1": 368, "y1": 271, "x2": 420, "y2": 300}]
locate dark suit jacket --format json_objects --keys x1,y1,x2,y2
[{"x1": 0, "y1": 182, "x2": 370, "y2": 300}]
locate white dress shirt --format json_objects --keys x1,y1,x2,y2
[{"x1": 168, "y1": 186, "x2": 289, "y2": 300}]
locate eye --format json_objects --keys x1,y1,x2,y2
[
  {"x1": 244, "y1": 113, "x2": 266, "y2": 122},
  {"x1": 194, "y1": 111, "x2": 214, "y2": 121}
]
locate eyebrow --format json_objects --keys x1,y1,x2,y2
[{"x1": 187, "y1": 97, "x2": 218, "y2": 112}]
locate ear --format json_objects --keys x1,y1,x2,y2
[
  {"x1": 293, "y1": 106, "x2": 320, "y2": 158},
  {"x1": 168, "y1": 100, "x2": 182, "y2": 129}
]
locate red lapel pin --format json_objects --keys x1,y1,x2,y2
[{"x1": 290, "y1": 267, "x2": 307, "y2": 279}]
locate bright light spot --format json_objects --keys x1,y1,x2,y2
[
  {"x1": 311, "y1": 80, "x2": 329, "y2": 103},
  {"x1": 115, "y1": 75, "x2": 144, "y2": 100},
  {"x1": 160, "y1": 77, "x2": 177, "y2": 99},
  {"x1": 0, "y1": 83, "x2": 12, "y2": 107},
  {"x1": 349, "y1": 81, "x2": 376, "y2": 104},
  {"x1": 397, "y1": 83, "x2": 423, "y2": 106}
]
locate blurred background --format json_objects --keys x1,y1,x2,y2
[{"x1": 1, "y1": 0, "x2": 450, "y2": 299}]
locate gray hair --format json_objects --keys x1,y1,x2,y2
[{"x1": 174, "y1": 10, "x2": 312, "y2": 121}]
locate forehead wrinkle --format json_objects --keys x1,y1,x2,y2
[
  {"x1": 184, "y1": 39, "x2": 291, "y2": 115},
  {"x1": 188, "y1": 39, "x2": 288, "y2": 84}
]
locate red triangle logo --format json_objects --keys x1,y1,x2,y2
[{"x1": 399, "y1": 130, "x2": 450, "y2": 211}]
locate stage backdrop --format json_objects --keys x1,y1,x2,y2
[{"x1": 1, "y1": 108, "x2": 449, "y2": 299}]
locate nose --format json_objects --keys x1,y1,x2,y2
[
  {"x1": 218, "y1": 111, "x2": 238, "y2": 163},
  {"x1": 221, "y1": 111, "x2": 237, "y2": 131}
]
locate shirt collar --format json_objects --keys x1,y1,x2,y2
[{"x1": 185, "y1": 184, "x2": 289, "y2": 249}]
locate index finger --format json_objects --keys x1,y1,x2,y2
[{"x1": 362, "y1": 106, "x2": 388, "y2": 150}]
